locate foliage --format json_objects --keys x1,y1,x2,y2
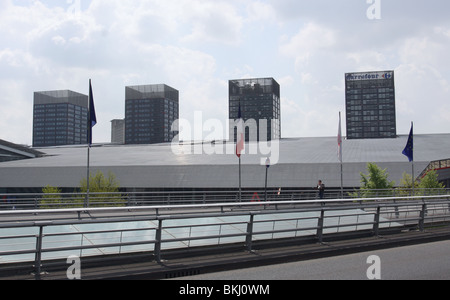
[
  {"x1": 396, "y1": 172, "x2": 420, "y2": 196},
  {"x1": 350, "y1": 163, "x2": 396, "y2": 198},
  {"x1": 40, "y1": 185, "x2": 63, "y2": 209},
  {"x1": 360, "y1": 163, "x2": 396, "y2": 190},
  {"x1": 79, "y1": 171, "x2": 125, "y2": 207},
  {"x1": 40, "y1": 171, "x2": 125, "y2": 209},
  {"x1": 418, "y1": 170, "x2": 446, "y2": 195},
  {"x1": 397, "y1": 170, "x2": 446, "y2": 196}
]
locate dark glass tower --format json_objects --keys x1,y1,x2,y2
[
  {"x1": 125, "y1": 84, "x2": 179, "y2": 145},
  {"x1": 345, "y1": 71, "x2": 396, "y2": 139},
  {"x1": 33, "y1": 90, "x2": 88, "y2": 147},
  {"x1": 229, "y1": 78, "x2": 281, "y2": 142}
]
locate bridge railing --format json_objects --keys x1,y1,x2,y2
[
  {"x1": 1, "y1": 188, "x2": 449, "y2": 210},
  {"x1": 0, "y1": 195, "x2": 449, "y2": 279}
]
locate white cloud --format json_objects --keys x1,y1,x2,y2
[
  {"x1": 1, "y1": 0, "x2": 450, "y2": 146},
  {"x1": 281, "y1": 95, "x2": 341, "y2": 138},
  {"x1": 277, "y1": 75, "x2": 295, "y2": 87},
  {"x1": 396, "y1": 63, "x2": 450, "y2": 133},
  {"x1": 434, "y1": 26, "x2": 450, "y2": 39},
  {"x1": 151, "y1": 45, "x2": 217, "y2": 82},
  {"x1": 392, "y1": 26, "x2": 450, "y2": 133},
  {"x1": 279, "y1": 22, "x2": 337, "y2": 70},
  {"x1": 0, "y1": 79, "x2": 33, "y2": 144},
  {"x1": 245, "y1": 1, "x2": 278, "y2": 24},
  {"x1": 299, "y1": 73, "x2": 315, "y2": 85},
  {"x1": 346, "y1": 51, "x2": 388, "y2": 71},
  {"x1": 399, "y1": 37, "x2": 445, "y2": 68},
  {"x1": 179, "y1": 1, "x2": 244, "y2": 45}
]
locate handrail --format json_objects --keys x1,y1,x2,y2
[
  {"x1": 0, "y1": 194, "x2": 449, "y2": 279},
  {"x1": 0, "y1": 194, "x2": 448, "y2": 218},
  {"x1": 1, "y1": 188, "x2": 449, "y2": 211}
]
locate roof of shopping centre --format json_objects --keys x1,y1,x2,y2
[{"x1": 0, "y1": 134, "x2": 449, "y2": 189}]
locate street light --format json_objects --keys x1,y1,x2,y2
[{"x1": 265, "y1": 157, "x2": 270, "y2": 202}]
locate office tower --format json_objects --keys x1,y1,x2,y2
[
  {"x1": 111, "y1": 119, "x2": 125, "y2": 144},
  {"x1": 33, "y1": 90, "x2": 88, "y2": 147},
  {"x1": 125, "y1": 84, "x2": 179, "y2": 145},
  {"x1": 229, "y1": 78, "x2": 281, "y2": 142},
  {"x1": 345, "y1": 70, "x2": 397, "y2": 139}
]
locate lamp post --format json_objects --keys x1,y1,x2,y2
[{"x1": 265, "y1": 157, "x2": 270, "y2": 202}]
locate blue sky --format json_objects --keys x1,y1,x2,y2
[{"x1": 1, "y1": 0, "x2": 450, "y2": 145}]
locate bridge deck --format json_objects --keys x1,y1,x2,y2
[{"x1": 2, "y1": 225, "x2": 450, "y2": 280}]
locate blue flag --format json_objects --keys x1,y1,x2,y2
[
  {"x1": 88, "y1": 80, "x2": 97, "y2": 145},
  {"x1": 402, "y1": 123, "x2": 413, "y2": 162}
]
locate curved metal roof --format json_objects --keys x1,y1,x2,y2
[{"x1": 0, "y1": 134, "x2": 449, "y2": 189}]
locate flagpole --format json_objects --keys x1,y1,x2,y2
[
  {"x1": 236, "y1": 100, "x2": 244, "y2": 203},
  {"x1": 85, "y1": 79, "x2": 92, "y2": 208},
  {"x1": 338, "y1": 112, "x2": 344, "y2": 199},
  {"x1": 85, "y1": 79, "x2": 97, "y2": 208},
  {"x1": 412, "y1": 122, "x2": 415, "y2": 197},
  {"x1": 340, "y1": 161, "x2": 344, "y2": 199},
  {"x1": 86, "y1": 142, "x2": 90, "y2": 208},
  {"x1": 412, "y1": 159, "x2": 415, "y2": 197},
  {"x1": 239, "y1": 157, "x2": 242, "y2": 202},
  {"x1": 403, "y1": 122, "x2": 414, "y2": 197}
]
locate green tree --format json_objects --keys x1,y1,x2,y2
[
  {"x1": 80, "y1": 171, "x2": 124, "y2": 207},
  {"x1": 352, "y1": 163, "x2": 396, "y2": 198},
  {"x1": 397, "y1": 172, "x2": 420, "y2": 196},
  {"x1": 418, "y1": 170, "x2": 446, "y2": 195},
  {"x1": 40, "y1": 185, "x2": 63, "y2": 209}
]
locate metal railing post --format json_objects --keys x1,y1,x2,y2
[
  {"x1": 419, "y1": 204, "x2": 427, "y2": 232},
  {"x1": 34, "y1": 225, "x2": 45, "y2": 280},
  {"x1": 394, "y1": 199, "x2": 400, "y2": 219},
  {"x1": 317, "y1": 209, "x2": 325, "y2": 244},
  {"x1": 373, "y1": 206, "x2": 381, "y2": 236},
  {"x1": 155, "y1": 219, "x2": 163, "y2": 263},
  {"x1": 246, "y1": 214, "x2": 254, "y2": 252}
]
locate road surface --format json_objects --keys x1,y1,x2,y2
[{"x1": 178, "y1": 240, "x2": 450, "y2": 280}]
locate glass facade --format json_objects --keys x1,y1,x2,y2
[
  {"x1": 125, "y1": 84, "x2": 179, "y2": 145},
  {"x1": 229, "y1": 78, "x2": 281, "y2": 142},
  {"x1": 33, "y1": 90, "x2": 88, "y2": 147},
  {"x1": 345, "y1": 71, "x2": 397, "y2": 139},
  {"x1": 111, "y1": 119, "x2": 125, "y2": 144}
]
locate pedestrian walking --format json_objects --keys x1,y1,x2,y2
[{"x1": 317, "y1": 180, "x2": 325, "y2": 199}]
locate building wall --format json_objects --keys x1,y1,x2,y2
[
  {"x1": 125, "y1": 85, "x2": 179, "y2": 145},
  {"x1": 436, "y1": 168, "x2": 450, "y2": 188},
  {"x1": 111, "y1": 119, "x2": 125, "y2": 144},
  {"x1": 33, "y1": 90, "x2": 88, "y2": 147},
  {"x1": 345, "y1": 71, "x2": 396, "y2": 139},
  {"x1": 229, "y1": 78, "x2": 281, "y2": 142}
]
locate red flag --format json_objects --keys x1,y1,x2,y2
[
  {"x1": 338, "y1": 112, "x2": 343, "y2": 162},
  {"x1": 236, "y1": 103, "x2": 244, "y2": 158}
]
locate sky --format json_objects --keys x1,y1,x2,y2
[{"x1": 1, "y1": 0, "x2": 450, "y2": 145}]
